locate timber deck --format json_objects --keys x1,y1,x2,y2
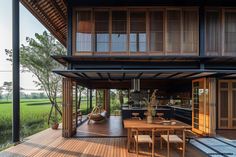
[{"x1": 0, "y1": 125, "x2": 207, "y2": 157}]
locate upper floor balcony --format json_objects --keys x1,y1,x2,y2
[{"x1": 73, "y1": 7, "x2": 236, "y2": 57}]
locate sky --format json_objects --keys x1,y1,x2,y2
[{"x1": 0, "y1": 0, "x2": 48, "y2": 92}]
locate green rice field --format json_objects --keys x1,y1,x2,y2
[{"x1": 0, "y1": 98, "x2": 89, "y2": 150}]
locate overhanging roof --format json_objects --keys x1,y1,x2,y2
[{"x1": 21, "y1": 0, "x2": 67, "y2": 46}]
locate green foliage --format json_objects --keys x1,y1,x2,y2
[
  {"x1": 5, "y1": 31, "x2": 66, "y2": 122},
  {"x1": 0, "y1": 99, "x2": 51, "y2": 149}
]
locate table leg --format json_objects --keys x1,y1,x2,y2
[{"x1": 127, "y1": 128, "x2": 130, "y2": 152}]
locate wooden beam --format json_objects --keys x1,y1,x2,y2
[
  {"x1": 136, "y1": 72, "x2": 143, "y2": 79},
  {"x1": 166, "y1": 72, "x2": 182, "y2": 79},
  {"x1": 181, "y1": 72, "x2": 200, "y2": 78},
  {"x1": 97, "y1": 73, "x2": 104, "y2": 79},
  {"x1": 74, "y1": 73, "x2": 85, "y2": 79},
  {"x1": 108, "y1": 73, "x2": 112, "y2": 80},
  {"x1": 152, "y1": 73, "x2": 162, "y2": 79},
  {"x1": 81, "y1": 72, "x2": 90, "y2": 79},
  {"x1": 122, "y1": 73, "x2": 126, "y2": 80},
  {"x1": 50, "y1": 0, "x2": 66, "y2": 22}
]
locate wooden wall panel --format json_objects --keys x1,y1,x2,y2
[
  {"x1": 208, "y1": 78, "x2": 216, "y2": 136},
  {"x1": 218, "y1": 80, "x2": 236, "y2": 129},
  {"x1": 62, "y1": 78, "x2": 77, "y2": 137}
]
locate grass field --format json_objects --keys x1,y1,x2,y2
[
  {"x1": 0, "y1": 98, "x2": 91, "y2": 150},
  {"x1": 0, "y1": 97, "x2": 121, "y2": 151}
]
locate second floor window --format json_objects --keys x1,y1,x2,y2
[
  {"x1": 95, "y1": 11, "x2": 109, "y2": 52},
  {"x1": 112, "y1": 11, "x2": 127, "y2": 52},
  {"x1": 75, "y1": 8, "x2": 199, "y2": 55},
  {"x1": 129, "y1": 12, "x2": 146, "y2": 52}
]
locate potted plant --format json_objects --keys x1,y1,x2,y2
[{"x1": 50, "y1": 115, "x2": 59, "y2": 130}]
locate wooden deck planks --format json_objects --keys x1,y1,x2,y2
[{"x1": 0, "y1": 126, "x2": 207, "y2": 157}]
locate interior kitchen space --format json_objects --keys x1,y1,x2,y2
[{"x1": 121, "y1": 79, "x2": 192, "y2": 125}]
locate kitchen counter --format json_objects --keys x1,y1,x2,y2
[
  {"x1": 121, "y1": 107, "x2": 173, "y2": 120},
  {"x1": 121, "y1": 105, "x2": 192, "y2": 125}
]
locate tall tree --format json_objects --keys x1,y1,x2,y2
[
  {"x1": 2, "y1": 82, "x2": 12, "y2": 101},
  {"x1": 0, "y1": 86, "x2": 3, "y2": 100},
  {"x1": 5, "y1": 31, "x2": 66, "y2": 124}
]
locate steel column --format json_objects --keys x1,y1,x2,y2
[
  {"x1": 199, "y1": 4, "x2": 205, "y2": 57},
  {"x1": 89, "y1": 89, "x2": 92, "y2": 111},
  {"x1": 12, "y1": 0, "x2": 20, "y2": 143}
]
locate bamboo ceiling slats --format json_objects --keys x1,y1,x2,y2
[{"x1": 21, "y1": 0, "x2": 67, "y2": 46}]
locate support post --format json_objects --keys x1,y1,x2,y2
[
  {"x1": 86, "y1": 88, "x2": 89, "y2": 114},
  {"x1": 90, "y1": 89, "x2": 93, "y2": 111},
  {"x1": 104, "y1": 89, "x2": 110, "y2": 118},
  {"x1": 208, "y1": 78, "x2": 216, "y2": 136},
  {"x1": 67, "y1": 0, "x2": 72, "y2": 57},
  {"x1": 12, "y1": 0, "x2": 20, "y2": 143},
  {"x1": 199, "y1": 4, "x2": 205, "y2": 57}
]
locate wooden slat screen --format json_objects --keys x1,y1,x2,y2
[
  {"x1": 76, "y1": 11, "x2": 92, "y2": 52},
  {"x1": 95, "y1": 11, "x2": 110, "y2": 52},
  {"x1": 112, "y1": 11, "x2": 127, "y2": 52},
  {"x1": 206, "y1": 8, "x2": 236, "y2": 56},
  {"x1": 149, "y1": 11, "x2": 164, "y2": 53},
  {"x1": 166, "y1": 10, "x2": 181, "y2": 53},
  {"x1": 62, "y1": 78, "x2": 77, "y2": 137},
  {"x1": 182, "y1": 10, "x2": 198, "y2": 54},
  {"x1": 74, "y1": 7, "x2": 199, "y2": 56},
  {"x1": 206, "y1": 10, "x2": 221, "y2": 55},
  {"x1": 224, "y1": 11, "x2": 236, "y2": 56},
  {"x1": 129, "y1": 11, "x2": 146, "y2": 52},
  {"x1": 232, "y1": 82, "x2": 236, "y2": 128},
  {"x1": 218, "y1": 80, "x2": 236, "y2": 129}
]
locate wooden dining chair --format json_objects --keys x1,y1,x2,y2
[
  {"x1": 160, "y1": 129, "x2": 186, "y2": 157},
  {"x1": 133, "y1": 128, "x2": 156, "y2": 157}
]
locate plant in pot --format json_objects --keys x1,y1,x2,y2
[{"x1": 50, "y1": 114, "x2": 59, "y2": 130}]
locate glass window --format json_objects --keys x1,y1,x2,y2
[
  {"x1": 225, "y1": 11, "x2": 236, "y2": 55},
  {"x1": 182, "y1": 10, "x2": 198, "y2": 53},
  {"x1": 95, "y1": 11, "x2": 109, "y2": 52},
  {"x1": 129, "y1": 12, "x2": 146, "y2": 52},
  {"x1": 150, "y1": 11, "x2": 164, "y2": 52},
  {"x1": 76, "y1": 11, "x2": 92, "y2": 52},
  {"x1": 206, "y1": 11, "x2": 220, "y2": 55},
  {"x1": 112, "y1": 11, "x2": 127, "y2": 52},
  {"x1": 166, "y1": 10, "x2": 181, "y2": 53}
]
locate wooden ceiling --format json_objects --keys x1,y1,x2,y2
[{"x1": 20, "y1": 0, "x2": 67, "y2": 46}]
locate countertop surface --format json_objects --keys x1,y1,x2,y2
[{"x1": 121, "y1": 105, "x2": 192, "y2": 111}]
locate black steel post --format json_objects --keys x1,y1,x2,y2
[
  {"x1": 12, "y1": 0, "x2": 20, "y2": 143},
  {"x1": 67, "y1": 0, "x2": 72, "y2": 57},
  {"x1": 86, "y1": 88, "x2": 89, "y2": 114},
  {"x1": 89, "y1": 89, "x2": 93, "y2": 111},
  {"x1": 199, "y1": 4, "x2": 205, "y2": 57}
]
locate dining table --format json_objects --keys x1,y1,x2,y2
[{"x1": 123, "y1": 119, "x2": 192, "y2": 157}]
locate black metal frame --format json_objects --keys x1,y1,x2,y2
[{"x1": 12, "y1": 0, "x2": 20, "y2": 143}]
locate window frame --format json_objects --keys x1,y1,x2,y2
[{"x1": 73, "y1": 7, "x2": 199, "y2": 56}]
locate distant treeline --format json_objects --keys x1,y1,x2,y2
[{"x1": 0, "y1": 92, "x2": 48, "y2": 100}]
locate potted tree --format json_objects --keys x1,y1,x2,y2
[{"x1": 50, "y1": 114, "x2": 59, "y2": 130}]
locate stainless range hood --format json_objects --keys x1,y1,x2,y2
[{"x1": 131, "y1": 78, "x2": 140, "y2": 92}]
